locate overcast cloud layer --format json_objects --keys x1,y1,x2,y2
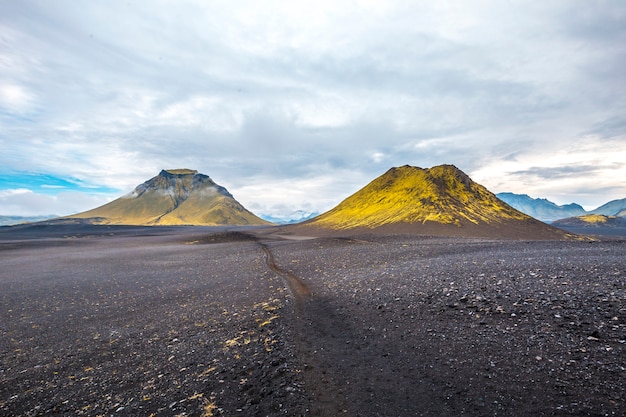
[{"x1": 1, "y1": 0, "x2": 625, "y2": 217}]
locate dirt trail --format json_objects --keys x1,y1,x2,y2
[
  {"x1": 258, "y1": 242, "x2": 311, "y2": 299},
  {"x1": 248, "y1": 235, "x2": 354, "y2": 416}
]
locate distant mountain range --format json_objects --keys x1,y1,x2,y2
[
  {"x1": 293, "y1": 165, "x2": 570, "y2": 239},
  {"x1": 66, "y1": 169, "x2": 270, "y2": 226},
  {"x1": 497, "y1": 193, "x2": 626, "y2": 222},
  {"x1": 589, "y1": 198, "x2": 626, "y2": 217},
  {"x1": 260, "y1": 210, "x2": 319, "y2": 225},
  {"x1": 495, "y1": 193, "x2": 586, "y2": 222},
  {"x1": 0, "y1": 215, "x2": 59, "y2": 226}
]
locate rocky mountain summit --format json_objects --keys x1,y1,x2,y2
[{"x1": 67, "y1": 169, "x2": 270, "y2": 226}]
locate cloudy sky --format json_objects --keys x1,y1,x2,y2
[{"x1": 1, "y1": 0, "x2": 625, "y2": 217}]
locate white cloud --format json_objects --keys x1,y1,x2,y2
[
  {"x1": 0, "y1": 83, "x2": 36, "y2": 113},
  {"x1": 0, "y1": 189, "x2": 113, "y2": 217},
  {"x1": 231, "y1": 169, "x2": 372, "y2": 216},
  {"x1": 471, "y1": 135, "x2": 626, "y2": 208},
  {"x1": 370, "y1": 152, "x2": 386, "y2": 164},
  {"x1": 1, "y1": 0, "x2": 625, "y2": 216},
  {"x1": 0, "y1": 188, "x2": 32, "y2": 198}
]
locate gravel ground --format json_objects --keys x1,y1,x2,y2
[
  {"x1": 0, "y1": 228, "x2": 306, "y2": 416},
  {"x1": 267, "y1": 234, "x2": 626, "y2": 416},
  {"x1": 1, "y1": 226, "x2": 625, "y2": 416}
]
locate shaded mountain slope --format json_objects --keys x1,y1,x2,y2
[
  {"x1": 291, "y1": 165, "x2": 572, "y2": 239},
  {"x1": 67, "y1": 169, "x2": 271, "y2": 226}
]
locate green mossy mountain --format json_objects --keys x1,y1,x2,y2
[
  {"x1": 67, "y1": 169, "x2": 271, "y2": 226},
  {"x1": 553, "y1": 214, "x2": 626, "y2": 228},
  {"x1": 299, "y1": 165, "x2": 573, "y2": 239}
]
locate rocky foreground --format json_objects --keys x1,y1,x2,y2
[{"x1": 0, "y1": 225, "x2": 624, "y2": 416}]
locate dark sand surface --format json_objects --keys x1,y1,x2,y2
[
  {"x1": 1, "y1": 225, "x2": 625, "y2": 416},
  {"x1": 551, "y1": 225, "x2": 626, "y2": 239}
]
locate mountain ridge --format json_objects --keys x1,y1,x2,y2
[
  {"x1": 590, "y1": 198, "x2": 626, "y2": 217},
  {"x1": 260, "y1": 210, "x2": 319, "y2": 225},
  {"x1": 0, "y1": 215, "x2": 59, "y2": 227},
  {"x1": 498, "y1": 193, "x2": 626, "y2": 222},
  {"x1": 496, "y1": 192, "x2": 586, "y2": 222}
]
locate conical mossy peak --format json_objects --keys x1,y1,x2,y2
[
  {"x1": 300, "y1": 164, "x2": 571, "y2": 239},
  {"x1": 309, "y1": 164, "x2": 525, "y2": 228},
  {"x1": 67, "y1": 169, "x2": 270, "y2": 226}
]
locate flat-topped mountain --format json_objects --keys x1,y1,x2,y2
[
  {"x1": 295, "y1": 165, "x2": 572, "y2": 239},
  {"x1": 67, "y1": 169, "x2": 271, "y2": 226}
]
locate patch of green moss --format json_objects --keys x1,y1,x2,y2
[{"x1": 578, "y1": 214, "x2": 610, "y2": 224}]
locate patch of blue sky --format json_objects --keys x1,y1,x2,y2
[{"x1": 0, "y1": 171, "x2": 119, "y2": 195}]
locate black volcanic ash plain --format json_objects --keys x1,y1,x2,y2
[{"x1": 0, "y1": 225, "x2": 624, "y2": 416}]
